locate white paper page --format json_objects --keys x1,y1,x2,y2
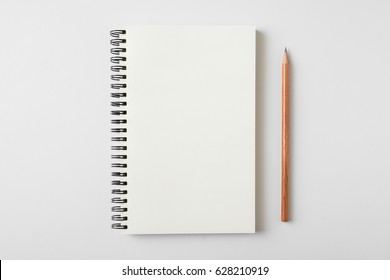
[{"x1": 123, "y1": 25, "x2": 255, "y2": 234}]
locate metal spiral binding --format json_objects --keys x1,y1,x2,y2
[{"x1": 110, "y1": 29, "x2": 128, "y2": 230}]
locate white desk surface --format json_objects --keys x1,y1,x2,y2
[{"x1": 0, "y1": 0, "x2": 389, "y2": 259}]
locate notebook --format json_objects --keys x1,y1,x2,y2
[{"x1": 110, "y1": 26, "x2": 256, "y2": 234}]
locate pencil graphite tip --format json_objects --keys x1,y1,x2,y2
[{"x1": 283, "y1": 48, "x2": 289, "y2": 64}]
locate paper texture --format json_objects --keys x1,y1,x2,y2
[{"x1": 122, "y1": 26, "x2": 255, "y2": 234}]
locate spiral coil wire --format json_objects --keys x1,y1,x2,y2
[{"x1": 110, "y1": 30, "x2": 128, "y2": 230}]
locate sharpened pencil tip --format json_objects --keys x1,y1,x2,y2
[{"x1": 283, "y1": 48, "x2": 289, "y2": 64}]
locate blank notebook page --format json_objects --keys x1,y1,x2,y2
[{"x1": 123, "y1": 25, "x2": 255, "y2": 234}]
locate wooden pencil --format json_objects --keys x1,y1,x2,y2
[{"x1": 281, "y1": 48, "x2": 289, "y2": 222}]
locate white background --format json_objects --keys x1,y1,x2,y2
[{"x1": 0, "y1": 0, "x2": 389, "y2": 259}]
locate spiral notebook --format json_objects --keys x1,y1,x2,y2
[{"x1": 110, "y1": 26, "x2": 256, "y2": 234}]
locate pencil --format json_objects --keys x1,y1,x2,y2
[{"x1": 281, "y1": 48, "x2": 289, "y2": 222}]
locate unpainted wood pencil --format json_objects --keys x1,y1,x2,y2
[{"x1": 282, "y1": 48, "x2": 289, "y2": 222}]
